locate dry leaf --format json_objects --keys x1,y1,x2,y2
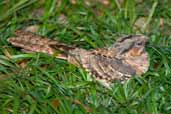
[
  {"x1": 134, "y1": 17, "x2": 146, "y2": 29},
  {"x1": 153, "y1": 63, "x2": 159, "y2": 69},
  {"x1": 52, "y1": 99, "x2": 60, "y2": 109},
  {"x1": 99, "y1": 0, "x2": 110, "y2": 6},
  {"x1": 160, "y1": 18, "x2": 164, "y2": 27},
  {"x1": 3, "y1": 48, "x2": 11, "y2": 59},
  {"x1": 17, "y1": 60, "x2": 28, "y2": 69},
  {"x1": 70, "y1": 0, "x2": 77, "y2": 4},
  {"x1": 73, "y1": 99, "x2": 92, "y2": 113},
  {"x1": 24, "y1": 25, "x2": 39, "y2": 33},
  {"x1": 56, "y1": 0, "x2": 62, "y2": 8},
  {"x1": 32, "y1": 8, "x2": 44, "y2": 17},
  {"x1": 84, "y1": 1, "x2": 91, "y2": 6},
  {"x1": 134, "y1": 17, "x2": 149, "y2": 32},
  {"x1": 65, "y1": 96, "x2": 92, "y2": 112},
  {"x1": 57, "y1": 14, "x2": 68, "y2": 25}
]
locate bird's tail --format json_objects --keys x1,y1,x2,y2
[{"x1": 7, "y1": 30, "x2": 75, "y2": 60}]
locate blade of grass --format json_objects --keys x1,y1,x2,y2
[
  {"x1": 142, "y1": 1, "x2": 158, "y2": 32},
  {"x1": 0, "y1": 0, "x2": 37, "y2": 22}
]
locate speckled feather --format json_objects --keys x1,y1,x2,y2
[{"x1": 8, "y1": 30, "x2": 149, "y2": 87}]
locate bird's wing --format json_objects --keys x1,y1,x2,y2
[
  {"x1": 90, "y1": 48, "x2": 117, "y2": 58},
  {"x1": 79, "y1": 52, "x2": 136, "y2": 82}
]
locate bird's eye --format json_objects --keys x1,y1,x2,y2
[{"x1": 136, "y1": 42, "x2": 142, "y2": 46}]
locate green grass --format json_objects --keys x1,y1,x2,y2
[{"x1": 0, "y1": 0, "x2": 171, "y2": 113}]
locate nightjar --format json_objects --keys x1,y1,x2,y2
[{"x1": 8, "y1": 30, "x2": 149, "y2": 87}]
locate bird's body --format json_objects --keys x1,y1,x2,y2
[{"x1": 8, "y1": 30, "x2": 149, "y2": 87}]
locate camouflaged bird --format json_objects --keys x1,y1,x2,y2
[{"x1": 8, "y1": 30, "x2": 149, "y2": 87}]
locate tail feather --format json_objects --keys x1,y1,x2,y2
[{"x1": 8, "y1": 30, "x2": 75, "y2": 59}]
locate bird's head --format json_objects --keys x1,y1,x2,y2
[{"x1": 113, "y1": 35, "x2": 149, "y2": 75}]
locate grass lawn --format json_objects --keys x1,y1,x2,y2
[{"x1": 0, "y1": 0, "x2": 171, "y2": 113}]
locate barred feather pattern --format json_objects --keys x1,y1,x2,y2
[{"x1": 8, "y1": 30, "x2": 149, "y2": 87}]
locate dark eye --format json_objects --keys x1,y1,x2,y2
[{"x1": 136, "y1": 42, "x2": 142, "y2": 46}]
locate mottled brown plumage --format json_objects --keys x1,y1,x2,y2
[{"x1": 8, "y1": 30, "x2": 149, "y2": 87}]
